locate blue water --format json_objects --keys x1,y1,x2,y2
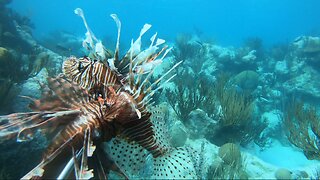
[{"x1": 9, "y1": 0, "x2": 320, "y2": 47}]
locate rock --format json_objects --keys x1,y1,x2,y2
[
  {"x1": 202, "y1": 58, "x2": 217, "y2": 78},
  {"x1": 186, "y1": 109, "x2": 217, "y2": 139},
  {"x1": 283, "y1": 67, "x2": 320, "y2": 99},
  {"x1": 274, "y1": 168, "x2": 292, "y2": 180},
  {"x1": 242, "y1": 50, "x2": 257, "y2": 62},
  {"x1": 169, "y1": 121, "x2": 188, "y2": 147},
  {"x1": 293, "y1": 36, "x2": 320, "y2": 53},
  {"x1": 260, "y1": 110, "x2": 282, "y2": 134},
  {"x1": 31, "y1": 52, "x2": 50, "y2": 75},
  {"x1": 295, "y1": 170, "x2": 308, "y2": 178},
  {"x1": 215, "y1": 46, "x2": 236, "y2": 61},
  {"x1": 274, "y1": 60, "x2": 289, "y2": 75},
  {"x1": 14, "y1": 20, "x2": 64, "y2": 76},
  {"x1": 12, "y1": 68, "x2": 48, "y2": 112}
]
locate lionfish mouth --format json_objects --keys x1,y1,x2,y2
[{"x1": 0, "y1": 8, "x2": 197, "y2": 180}]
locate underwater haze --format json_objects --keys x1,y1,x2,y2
[
  {"x1": 1, "y1": 0, "x2": 320, "y2": 179},
  {"x1": 10, "y1": 0, "x2": 320, "y2": 47}
]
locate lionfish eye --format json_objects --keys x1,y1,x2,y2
[
  {"x1": 104, "y1": 102, "x2": 111, "y2": 109},
  {"x1": 78, "y1": 62, "x2": 84, "y2": 71}
]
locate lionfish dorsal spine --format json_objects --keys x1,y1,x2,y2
[
  {"x1": 110, "y1": 14, "x2": 121, "y2": 64},
  {"x1": 149, "y1": 32, "x2": 158, "y2": 47},
  {"x1": 138, "y1": 60, "x2": 182, "y2": 106},
  {"x1": 74, "y1": 8, "x2": 97, "y2": 50}
]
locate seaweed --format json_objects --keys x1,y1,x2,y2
[
  {"x1": 166, "y1": 34, "x2": 218, "y2": 122},
  {"x1": 284, "y1": 100, "x2": 320, "y2": 160},
  {"x1": 166, "y1": 69, "x2": 215, "y2": 121},
  {"x1": 219, "y1": 88, "x2": 253, "y2": 127},
  {"x1": 186, "y1": 142, "x2": 206, "y2": 179},
  {"x1": 205, "y1": 73, "x2": 266, "y2": 146}
]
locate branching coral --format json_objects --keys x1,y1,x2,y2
[
  {"x1": 166, "y1": 69, "x2": 214, "y2": 121},
  {"x1": 284, "y1": 101, "x2": 320, "y2": 160}
]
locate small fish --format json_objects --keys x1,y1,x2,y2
[{"x1": 55, "y1": 44, "x2": 71, "y2": 52}]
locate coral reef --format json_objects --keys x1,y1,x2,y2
[
  {"x1": 0, "y1": 4, "x2": 63, "y2": 113},
  {"x1": 1, "y1": 2, "x2": 320, "y2": 178}
]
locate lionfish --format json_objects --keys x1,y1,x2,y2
[{"x1": 0, "y1": 8, "x2": 197, "y2": 179}]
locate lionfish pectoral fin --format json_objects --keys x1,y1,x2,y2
[
  {"x1": 20, "y1": 161, "x2": 45, "y2": 179},
  {"x1": 92, "y1": 142, "x2": 129, "y2": 180},
  {"x1": 78, "y1": 128, "x2": 94, "y2": 180},
  {"x1": 151, "y1": 147, "x2": 197, "y2": 179},
  {"x1": 107, "y1": 138, "x2": 148, "y2": 178},
  {"x1": 0, "y1": 110, "x2": 80, "y2": 142},
  {"x1": 25, "y1": 131, "x2": 83, "y2": 179},
  {"x1": 56, "y1": 148, "x2": 81, "y2": 180}
]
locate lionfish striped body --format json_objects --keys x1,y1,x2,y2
[{"x1": 0, "y1": 8, "x2": 196, "y2": 179}]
